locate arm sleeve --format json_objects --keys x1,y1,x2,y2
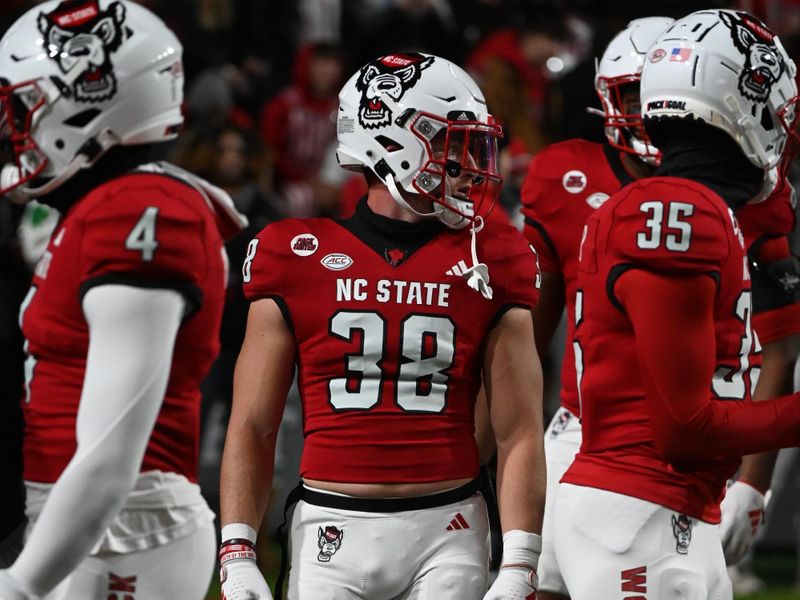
[
  {"x1": 8, "y1": 286, "x2": 185, "y2": 597},
  {"x1": 618, "y1": 269, "x2": 800, "y2": 462},
  {"x1": 749, "y1": 236, "x2": 800, "y2": 314},
  {"x1": 741, "y1": 182, "x2": 800, "y2": 340}
]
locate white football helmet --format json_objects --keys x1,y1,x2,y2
[
  {"x1": 0, "y1": 0, "x2": 184, "y2": 201},
  {"x1": 595, "y1": 17, "x2": 675, "y2": 164},
  {"x1": 336, "y1": 53, "x2": 503, "y2": 229},
  {"x1": 641, "y1": 9, "x2": 799, "y2": 202}
]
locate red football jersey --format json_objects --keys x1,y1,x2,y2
[
  {"x1": 737, "y1": 182, "x2": 795, "y2": 247},
  {"x1": 523, "y1": 141, "x2": 800, "y2": 416},
  {"x1": 21, "y1": 171, "x2": 228, "y2": 483},
  {"x1": 737, "y1": 183, "x2": 800, "y2": 344},
  {"x1": 520, "y1": 140, "x2": 632, "y2": 416},
  {"x1": 563, "y1": 177, "x2": 762, "y2": 522},
  {"x1": 243, "y1": 200, "x2": 540, "y2": 483}
]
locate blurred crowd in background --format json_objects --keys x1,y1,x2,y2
[{"x1": 1, "y1": 0, "x2": 800, "y2": 594}]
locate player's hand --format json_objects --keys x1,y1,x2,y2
[
  {"x1": 219, "y1": 541, "x2": 273, "y2": 600},
  {"x1": 720, "y1": 480, "x2": 766, "y2": 566},
  {"x1": 483, "y1": 565, "x2": 538, "y2": 600},
  {"x1": 483, "y1": 530, "x2": 541, "y2": 600},
  {"x1": 0, "y1": 570, "x2": 34, "y2": 600}
]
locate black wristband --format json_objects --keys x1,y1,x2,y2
[{"x1": 220, "y1": 537, "x2": 256, "y2": 550}]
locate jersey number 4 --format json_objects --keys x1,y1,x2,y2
[
  {"x1": 125, "y1": 207, "x2": 159, "y2": 261},
  {"x1": 328, "y1": 310, "x2": 455, "y2": 413}
]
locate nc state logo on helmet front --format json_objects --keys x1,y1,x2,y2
[
  {"x1": 720, "y1": 11, "x2": 785, "y2": 103},
  {"x1": 37, "y1": 0, "x2": 130, "y2": 103},
  {"x1": 355, "y1": 53, "x2": 434, "y2": 130}
]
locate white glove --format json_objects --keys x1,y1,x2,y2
[
  {"x1": 483, "y1": 530, "x2": 541, "y2": 600},
  {"x1": 220, "y1": 557, "x2": 273, "y2": 600},
  {"x1": 484, "y1": 566, "x2": 539, "y2": 600},
  {"x1": 720, "y1": 480, "x2": 766, "y2": 567},
  {"x1": 0, "y1": 570, "x2": 35, "y2": 600},
  {"x1": 219, "y1": 523, "x2": 273, "y2": 600}
]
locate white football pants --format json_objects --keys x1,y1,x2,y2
[
  {"x1": 287, "y1": 490, "x2": 489, "y2": 599},
  {"x1": 538, "y1": 407, "x2": 581, "y2": 595},
  {"x1": 554, "y1": 483, "x2": 732, "y2": 600},
  {"x1": 42, "y1": 522, "x2": 215, "y2": 600}
]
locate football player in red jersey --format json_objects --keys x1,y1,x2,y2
[
  {"x1": 718, "y1": 183, "x2": 800, "y2": 569},
  {"x1": 519, "y1": 18, "x2": 673, "y2": 600},
  {"x1": 219, "y1": 53, "x2": 545, "y2": 600},
  {"x1": 522, "y1": 17, "x2": 800, "y2": 598},
  {"x1": 554, "y1": 9, "x2": 800, "y2": 599},
  {"x1": 0, "y1": 1, "x2": 246, "y2": 599}
]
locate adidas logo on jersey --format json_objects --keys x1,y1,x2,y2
[
  {"x1": 446, "y1": 260, "x2": 470, "y2": 277},
  {"x1": 446, "y1": 512, "x2": 471, "y2": 530}
]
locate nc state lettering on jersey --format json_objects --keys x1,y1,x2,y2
[{"x1": 336, "y1": 277, "x2": 450, "y2": 307}]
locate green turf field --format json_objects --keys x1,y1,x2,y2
[
  {"x1": 739, "y1": 591, "x2": 800, "y2": 599},
  {"x1": 740, "y1": 552, "x2": 800, "y2": 600}
]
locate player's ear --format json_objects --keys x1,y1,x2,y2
[
  {"x1": 671, "y1": 515, "x2": 677, "y2": 527},
  {"x1": 318, "y1": 526, "x2": 324, "y2": 538}
]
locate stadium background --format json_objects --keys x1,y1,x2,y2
[{"x1": 0, "y1": 0, "x2": 798, "y2": 598}]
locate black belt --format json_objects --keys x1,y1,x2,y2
[{"x1": 300, "y1": 478, "x2": 480, "y2": 513}]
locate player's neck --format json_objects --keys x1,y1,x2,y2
[
  {"x1": 620, "y1": 151, "x2": 654, "y2": 180},
  {"x1": 366, "y1": 186, "x2": 427, "y2": 224}
]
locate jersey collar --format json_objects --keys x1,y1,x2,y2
[{"x1": 336, "y1": 197, "x2": 443, "y2": 267}]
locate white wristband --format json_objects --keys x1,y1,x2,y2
[
  {"x1": 501, "y1": 530, "x2": 542, "y2": 570},
  {"x1": 221, "y1": 523, "x2": 258, "y2": 544}
]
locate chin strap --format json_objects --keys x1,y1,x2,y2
[{"x1": 460, "y1": 216, "x2": 493, "y2": 300}]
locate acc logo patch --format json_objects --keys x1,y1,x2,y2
[
  {"x1": 585, "y1": 192, "x2": 609, "y2": 209},
  {"x1": 562, "y1": 170, "x2": 587, "y2": 194},
  {"x1": 291, "y1": 234, "x2": 318, "y2": 257},
  {"x1": 321, "y1": 253, "x2": 353, "y2": 271},
  {"x1": 649, "y1": 48, "x2": 667, "y2": 63},
  {"x1": 317, "y1": 526, "x2": 344, "y2": 562},
  {"x1": 37, "y1": 0, "x2": 130, "y2": 103}
]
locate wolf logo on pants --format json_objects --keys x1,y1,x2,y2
[{"x1": 317, "y1": 526, "x2": 344, "y2": 562}]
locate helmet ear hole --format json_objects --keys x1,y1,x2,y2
[
  {"x1": 760, "y1": 109, "x2": 775, "y2": 132},
  {"x1": 375, "y1": 135, "x2": 404, "y2": 153},
  {"x1": 63, "y1": 109, "x2": 101, "y2": 128}
]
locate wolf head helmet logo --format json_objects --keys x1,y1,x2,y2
[
  {"x1": 720, "y1": 11, "x2": 785, "y2": 103},
  {"x1": 37, "y1": 0, "x2": 130, "y2": 102}
]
